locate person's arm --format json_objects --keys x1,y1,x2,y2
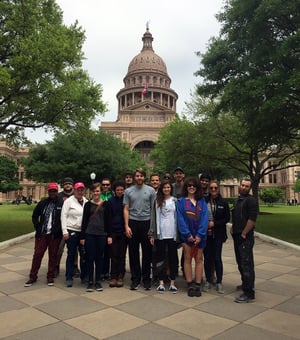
[
  {"x1": 123, "y1": 204, "x2": 132, "y2": 238},
  {"x1": 177, "y1": 199, "x2": 192, "y2": 242},
  {"x1": 196, "y1": 199, "x2": 209, "y2": 242},
  {"x1": 61, "y1": 198, "x2": 70, "y2": 240},
  {"x1": 241, "y1": 197, "x2": 258, "y2": 238}
]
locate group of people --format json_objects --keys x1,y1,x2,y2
[{"x1": 24, "y1": 166, "x2": 258, "y2": 303}]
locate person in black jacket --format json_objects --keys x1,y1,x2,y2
[
  {"x1": 105, "y1": 180, "x2": 127, "y2": 288},
  {"x1": 203, "y1": 181, "x2": 230, "y2": 294},
  {"x1": 24, "y1": 183, "x2": 63, "y2": 287}
]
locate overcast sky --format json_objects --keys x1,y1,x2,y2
[{"x1": 26, "y1": 0, "x2": 225, "y2": 142}]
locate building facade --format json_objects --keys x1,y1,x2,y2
[
  {"x1": 101, "y1": 27, "x2": 178, "y2": 165},
  {"x1": 0, "y1": 141, "x2": 47, "y2": 203}
]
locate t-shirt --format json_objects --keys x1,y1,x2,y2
[
  {"x1": 160, "y1": 197, "x2": 176, "y2": 239},
  {"x1": 123, "y1": 184, "x2": 156, "y2": 221}
]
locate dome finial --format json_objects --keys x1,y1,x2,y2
[{"x1": 146, "y1": 20, "x2": 150, "y2": 31}]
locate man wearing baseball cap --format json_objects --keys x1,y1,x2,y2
[
  {"x1": 61, "y1": 182, "x2": 88, "y2": 287},
  {"x1": 24, "y1": 183, "x2": 63, "y2": 287}
]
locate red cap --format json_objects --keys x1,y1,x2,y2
[
  {"x1": 47, "y1": 183, "x2": 59, "y2": 191},
  {"x1": 74, "y1": 182, "x2": 85, "y2": 190}
]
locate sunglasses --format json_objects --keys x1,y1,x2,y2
[
  {"x1": 187, "y1": 184, "x2": 196, "y2": 188},
  {"x1": 102, "y1": 184, "x2": 110, "y2": 186},
  {"x1": 164, "y1": 176, "x2": 171, "y2": 179},
  {"x1": 210, "y1": 187, "x2": 218, "y2": 190}
]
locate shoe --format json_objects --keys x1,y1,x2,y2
[
  {"x1": 130, "y1": 282, "x2": 140, "y2": 290},
  {"x1": 109, "y1": 279, "x2": 117, "y2": 287},
  {"x1": 95, "y1": 282, "x2": 103, "y2": 291},
  {"x1": 169, "y1": 285, "x2": 178, "y2": 294},
  {"x1": 194, "y1": 285, "x2": 202, "y2": 297},
  {"x1": 47, "y1": 279, "x2": 54, "y2": 286},
  {"x1": 216, "y1": 283, "x2": 224, "y2": 294},
  {"x1": 144, "y1": 282, "x2": 151, "y2": 290},
  {"x1": 235, "y1": 293, "x2": 255, "y2": 303},
  {"x1": 86, "y1": 283, "x2": 94, "y2": 292},
  {"x1": 116, "y1": 278, "x2": 124, "y2": 287},
  {"x1": 212, "y1": 276, "x2": 217, "y2": 285},
  {"x1": 54, "y1": 265, "x2": 60, "y2": 278},
  {"x1": 81, "y1": 277, "x2": 88, "y2": 285},
  {"x1": 187, "y1": 286, "x2": 195, "y2": 297},
  {"x1": 73, "y1": 267, "x2": 80, "y2": 278},
  {"x1": 65, "y1": 279, "x2": 73, "y2": 287},
  {"x1": 236, "y1": 284, "x2": 242, "y2": 290},
  {"x1": 157, "y1": 284, "x2": 165, "y2": 293},
  {"x1": 202, "y1": 281, "x2": 211, "y2": 292},
  {"x1": 24, "y1": 279, "x2": 36, "y2": 287}
]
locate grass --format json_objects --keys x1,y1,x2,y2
[
  {"x1": 0, "y1": 204, "x2": 35, "y2": 242},
  {"x1": 256, "y1": 205, "x2": 300, "y2": 246},
  {"x1": 0, "y1": 203, "x2": 299, "y2": 246}
]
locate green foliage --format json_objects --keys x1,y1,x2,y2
[
  {"x1": 0, "y1": 155, "x2": 22, "y2": 192},
  {"x1": 23, "y1": 128, "x2": 146, "y2": 183},
  {"x1": 259, "y1": 187, "x2": 284, "y2": 205},
  {"x1": 293, "y1": 179, "x2": 300, "y2": 193},
  {"x1": 0, "y1": 0, "x2": 106, "y2": 145}
]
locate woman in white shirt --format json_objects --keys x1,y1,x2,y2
[{"x1": 149, "y1": 180, "x2": 178, "y2": 293}]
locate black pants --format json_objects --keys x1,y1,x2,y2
[
  {"x1": 155, "y1": 238, "x2": 178, "y2": 281},
  {"x1": 204, "y1": 236, "x2": 224, "y2": 284},
  {"x1": 232, "y1": 232, "x2": 255, "y2": 298},
  {"x1": 128, "y1": 219, "x2": 152, "y2": 285},
  {"x1": 109, "y1": 232, "x2": 127, "y2": 280}
]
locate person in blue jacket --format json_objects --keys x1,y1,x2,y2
[{"x1": 177, "y1": 177, "x2": 208, "y2": 297}]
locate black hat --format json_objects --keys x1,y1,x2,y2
[
  {"x1": 199, "y1": 173, "x2": 211, "y2": 181},
  {"x1": 62, "y1": 177, "x2": 73, "y2": 185},
  {"x1": 174, "y1": 166, "x2": 184, "y2": 173}
]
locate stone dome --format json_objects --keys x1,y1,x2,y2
[{"x1": 126, "y1": 29, "x2": 168, "y2": 76}]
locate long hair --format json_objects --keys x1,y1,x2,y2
[
  {"x1": 156, "y1": 180, "x2": 173, "y2": 208},
  {"x1": 182, "y1": 177, "x2": 203, "y2": 201}
]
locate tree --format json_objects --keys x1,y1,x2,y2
[
  {"x1": 0, "y1": 0, "x2": 106, "y2": 145},
  {"x1": 151, "y1": 116, "x2": 241, "y2": 180},
  {"x1": 23, "y1": 128, "x2": 146, "y2": 184},
  {"x1": 292, "y1": 179, "x2": 300, "y2": 194},
  {"x1": 0, "y1": 155, "x2": 22, "y2": 192},
  {"x1": 194, "y1": 0, "x2": 300, "y2": 199},
  {"x1": 259, "y1": 187, "x2": 284, "y2": 205}
]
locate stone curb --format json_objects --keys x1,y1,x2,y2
[
  {"x1": 255, "y1": 231, "x2": 300, "y2": 252},
  {"x1": 0, "y1": 232, "x2": 35, "y2": 250}
]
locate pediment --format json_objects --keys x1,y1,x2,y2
[{"x1": 121, "y1": 100, "x2": 171, "y2": 112}]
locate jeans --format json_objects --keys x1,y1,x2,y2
[
  {"x1": 203, "y1": 236, "x2": 224, "y2": 283},
  {"x1": 128, "y1": 219, "x2": 152, "y2": 285},
  {"x1": 85, "y1": 234, "x2": 106, "y2": 283},
  {"x1": 65, "y1": 230, "x2": 86, "y2": 281},
  {"x1": 29, "y1": 235, "x2": 61, "y2": 281},
  {"x1": 232, "y1": 232, "x2": 255, "y2": 298},
  {"x1": 109, "y1": 232, "x2": 127, "y2": 280}
]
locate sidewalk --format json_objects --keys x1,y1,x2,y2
[{"x1": 0, "y1": 234, "x2": 299, "y2": 339}]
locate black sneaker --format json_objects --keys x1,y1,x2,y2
[
  {"x1": 86, "y1": 283, "x2": 94, "y2": 292},
  {"x1": 144, "y1": 282, "x2": 151, "y2": 290},
  {"x1": 187, "y1": 286, "x2": 195, "y2": 297},
  {"x1": 47, "y1": 279, "x2": 54, "y2": 286},
  {"x1": 235, "y1": 293, "x2": 255, "y2": 303},
  {"x1": 73, "y1": 267, "x2": 81, "y2": 278},
  {"x1": 194, "y1": 286, "x2": 202, "y2": 297},
  {"x1": 24, "y1": 279, "x2": 36, "y2": 287},
  {"x1": 95, "y1": 282, "x2": 103, "y2": 291},
  {"x1": 130, "y1": 282, "x2": 140, "y2": 290}
]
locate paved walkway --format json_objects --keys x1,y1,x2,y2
[{"x1": 0, "y1": 234, "x2": 299, "y2": 340}]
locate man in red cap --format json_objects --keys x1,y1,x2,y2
[{"x1": 24, "y1": 183, "x2": 63, "y2": 287}]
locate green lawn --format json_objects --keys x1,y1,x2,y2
[
  {"x1": 256, "y1": 205, "x2": 300, "y2": 246},
  {"x1": 0, "y1": 204, "x2": 35, "y2": 242},
  {"x1": 0, "y1": 203, "x2": 299, "y2": 246}
]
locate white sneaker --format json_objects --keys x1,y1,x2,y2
[
  {"x1": 169, "y1": 285, "x2": 178, "y2": 294},
  {"x1": 202, "y1": 281, "x2": 211, "y2": 292},
  {"x1": 216, "y1": 283, "x2": 224, "y2": 294},
  {"x1": 156, "y1": 284, "x2": 165, "y2": 293}
]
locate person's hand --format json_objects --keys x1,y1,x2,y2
[
  {"x1": 63, "y1": 233, "x2": 69, "y2": 240},
  {"x1": 149, "y1": 237, "x2": 154, "y2": 246},
  {"x1": 208, "y1": 221, "x2": 214, "y2": 228},
  {"x1": 107, "y1": 237, "x2": 112, "y2": 245},
  {"x1": 125, "y1": 227, "x2": 132, "y2": 238},
  {"x1": 188, "y1": 235, "x2": 195, "y2": 243},
  {"x1": 194, "y1": 236, "x2": 201, "y2": 245},
  {"x1": 80, "y1": 239, "x2": 85, "y2": 246}
]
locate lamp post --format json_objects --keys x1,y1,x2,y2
[{"x1": 90, "y1": 172, "x2": 96, "y2": 183}]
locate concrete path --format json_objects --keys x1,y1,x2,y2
[{"x1": 0, "y1": 234, "x2": 299, "y2": 339}]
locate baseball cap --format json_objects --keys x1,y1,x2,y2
[
  {"x1": 62, "y1": 177, "x2": 73, "y2": 185},
  {"x1": 174, "y1": 166, "x2": 184, "y2": 173},
  {"x1": 74, "y1": 182, "x2": 85, "y2": 190},
  {"x1": 47, "y1": 183, "x2": 59, "y2": 191}
]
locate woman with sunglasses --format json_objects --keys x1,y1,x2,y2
[
  {"x1": 203, "y1": 181, "x2": 230, "y2": 294},
  {"x1": 177, "y1": 177, "x2": 208, "y2": 297}
]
